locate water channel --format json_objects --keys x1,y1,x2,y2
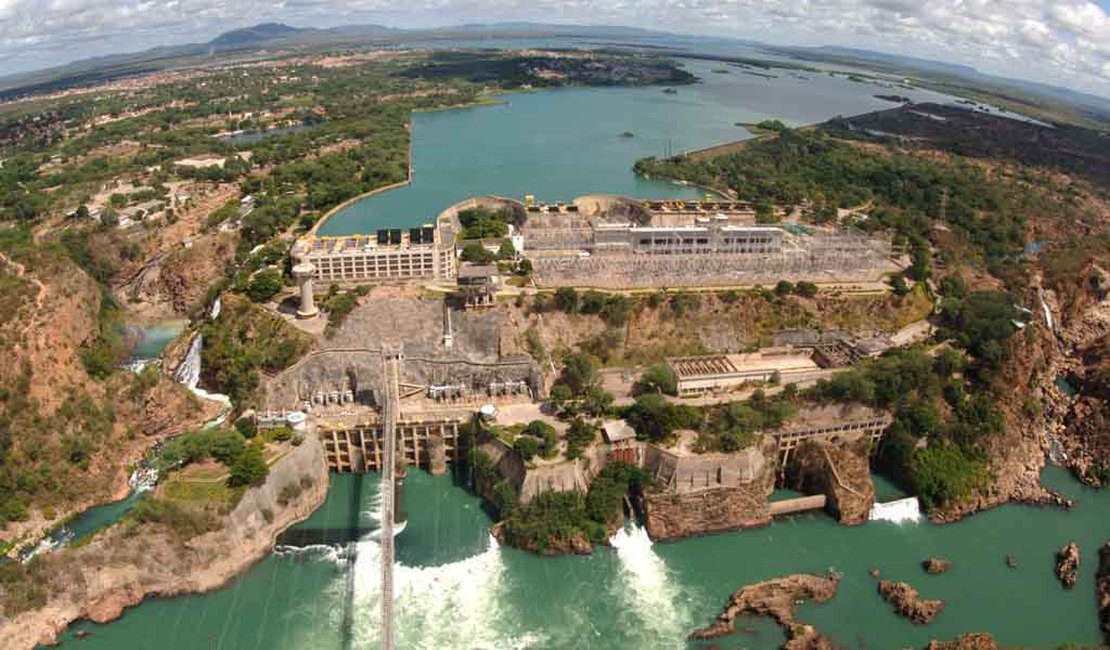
[{"x1": 43, "y1": 53, "x2": 1109, "y2": 648}]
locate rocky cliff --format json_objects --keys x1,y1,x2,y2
[
  {"x1": 0, "y1": 245, "x2": 221, "y2": 550},
  {"x1": 784, "y1": 437, "x2": 874, "y2": 525},
  {"x1": 689, "y1": 572, "x2": 840, "y2": 650},
  {"x1": 642, "y1": 441, "x2": 776, "y2": 541},
  {"x1": 0, "y1": 435, "x2": 329, "y2": 649}
]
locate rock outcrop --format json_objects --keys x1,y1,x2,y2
[
  {"x1": 689, "y1": 572, "x2": 840, "y2": 649},
  {"x1": 1098, "y1": 542, "x2": 1110, "y2": 642},
  {"x1": 643, "y1": 482, "x2": 773, "y2": 540},
  {"x1": 1056, "y1": 542, "x2": 1080, "y2": 589},
  {"x1": 877, "y1": 580, "x2": 945, "y2": 624},
  {"x1": 922, "y1": 557, "x2": 952, "y2": 575},
  {"x1": 642, "y1": 438, "x2": 776, "y2": 541},
  {"x1": 927, "y1": 633, "x2": 999, "y2": 649},
  {"x1": 784, "y1": 437, "x2": 874, "y2": 525},
  {"x1": 0, "y1": 436, "x2": 330, "y2": 650}
]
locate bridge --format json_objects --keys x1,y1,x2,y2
[
  {"x1": 769, "y1": 494, "x2": 827, "y2": 516},
  {"x1": 379, "y1": 346, "x2": 402, "y2": 650}
]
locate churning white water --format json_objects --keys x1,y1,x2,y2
[
  {"x1": 868, "y1": 496, "x2": 923, "y2": 524},
  {"x1": 349, "y1": 534, "x2": 542, "y2": 649},
  {"x1": 608, "y1": 522, "x2": 690, "y2": 648}
]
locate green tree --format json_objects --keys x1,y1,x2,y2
[
  {"x1": 460, "y1": 243, "x2": 494, "y2": 264},
  {"x1": 638, "y1": 363, "x2": 677, "y2": 396},
  {"x1": 794, "y1": 281, "x2": 818, "y2": 298},
  {"x1": 774, "y1": 280, "x2": 795, "y2": 296},
  {"x1": 227, "y1": 445, "x2": 269, "y2": 487},
  {"x1": 245, "y1": 269, "x2": 284, "y2": 302},
  {"x1": 554, "y1": 287, "x2": 580, "y2": 313},
  {"x1": 560, "y1": 353, "x2": 599, "y2": 395},
  {"x1": 496, "y1": 240, "x2": 517, "y2": 260},
  {"x1": 514, "y1": 435, "x2": 540, "y2": 462},
  {"x1": 549, "y1": 384, "x2": 573, "y2": 408}
]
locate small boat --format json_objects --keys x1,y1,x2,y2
[{"x1": 1005, "y1": 555, "x2": 1019, "y2": 569}]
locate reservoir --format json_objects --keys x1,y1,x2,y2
[
  {"x1": 317, "y1": 57, "x2": 959, "y2": 235},
  {"x1": 49, "y1": 57, "x2": 1108, "y2": 649}
]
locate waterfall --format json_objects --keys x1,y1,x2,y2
[
  {"x1": 608, "y1": 522, "x2": 690, "y2": 645},
  {"x1": 174, "y1": 333, "x2": 232, "y2": 425},
  {"x1": 174, "y1": 334, "x2": 203, "y2": 389},
  {"x1": 868, "y1": 496, "x2": 922, "y2": 524},
  {"x1": 1039, "y1": 289, "x2": 1056, "y2": 333},
  {"x1": 210, "y1": 296, "x2": 221, "y2": 321}
]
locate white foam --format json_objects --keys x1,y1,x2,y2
[
  {"x1": 349, "y1": 534, "x2": 544, "y2": 649},
  {"x1": 174, "y1": 333, "x2": 232, "y2": 426},
  {"x1": 869, "y1": 497, "x2": 922, "y2": 524},
  {"x1": 608, "y1": 522, "x2": 690, "y2": 647}
]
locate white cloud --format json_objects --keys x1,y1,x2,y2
[{"x1": 0, "y1": 0, "x2": 1107, "y2": 97}]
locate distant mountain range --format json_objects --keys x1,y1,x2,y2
[{"x1": 1, "y1": 21, "x2": 1106, "y2": 127}]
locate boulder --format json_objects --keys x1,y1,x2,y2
[
  {"x1": 1056, "y1": 542, "x2": 1080, "y2": 589},
  {"x1": 922, "y1": 557, "x2": 952, "y2": 575}
]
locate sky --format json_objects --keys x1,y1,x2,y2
[{"x1": 0, "y1": 0, "x2": 1108, "y2": 98}]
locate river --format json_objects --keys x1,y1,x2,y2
[
  {"x1": 44, "y1": 54, "x2": 1109, "y2": 649},
  {"x1": 54, "y1": 467, "x2": 1108, "y2": 648}
]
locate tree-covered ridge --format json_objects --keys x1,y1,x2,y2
[
  {"x1": 396, "y1": 50, "x2": 697, "y2": 88},
  {"x1": 808, "y1": 290, "x2": 1021, "y2": 510},
  {"x1": 499, "y1": 462, "x2": 651, "y2": 552},
  {"x1": 200, "y1": 295, "x2": 312, "y2": 407}
]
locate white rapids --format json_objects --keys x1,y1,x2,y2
[
  {"x1": 868, "y1": 496, "x2": 923, "y2": 524},
  {"x1": 608, "y1": 522, "x2": 691, "y2": 648},
  {"x1": 348, "y1": 534, "x2": 543, "y2": 650}
]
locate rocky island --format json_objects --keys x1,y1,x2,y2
[
  {"x1": 689, "y1": 572, "x2": 840, "y2": 649},
  {"x1": 877, "y1": 580, "x2": 945, "y2": 624},
  {"x1": 1056, "y1": 541, "x2": 1080, "y2": 589}
]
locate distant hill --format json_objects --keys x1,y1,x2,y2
[
  {"x1": 0, "y1": 20, "x2": 1105, "y2": 129},
  {"x1": 209, "y1": 22, "x2": 306, "y2": 50}
]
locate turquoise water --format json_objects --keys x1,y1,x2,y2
[
  {"x1": 44, "y1": 60, "x2": 1108, "y2": 649},
  {"x1": 317, "y1": 58, "x2": 958, "y2": 235},
  {"x1": 219, "y1": 124, "x2": 316, "y2": 144},
  {"x1": 55, "y1": 466, "x2": 1109, "y2": 649},
  {"x1": 124, "y1": 319, "x2": 187, "y2": 363}
]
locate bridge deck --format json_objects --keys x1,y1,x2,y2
[
  {"x1": 379, "y1": 353, "x2": 399, "y2": 650},
  {"x1": 769, "y1": 494, "x2": 827, "y2": 516}
]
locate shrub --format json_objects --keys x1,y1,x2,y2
[
  {"x1": 560, "y1": 353, "x2": 599, "y2": 395},
  {"x1": 513, "y1": 436, "x2": 540, "y2": 462},
  {"x1": 227, "y1": 445, "x2": 269, "y2": 487},
  {"x1": 638, "y1": 364, "x2": 677, "y2": 396},
  {"x1": 245, "y1": 269, "x2": 284, "y2": 302},
  {"x1": 554, "y1": 287, "x2": 579, "y2": 313},
  {"x1": 460, "y1": 242, "x2": 494, "y2": 264},
  {"x1": 794, "y1": 281, "x2": 818, "y2": 298}
]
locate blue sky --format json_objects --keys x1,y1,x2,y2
[{"x1": 0, "y1": 1, "x2": 1108, "y2": 98}]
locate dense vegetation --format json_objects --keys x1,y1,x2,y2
[
  {"x1": 397, "y1": 51, "x2": 696, "y2": 89},
  {"x1": 155, "y1": 427, "x2": 269, "y2": 488},
  {"x1": 200, "y1": 296, "x2": 311, "y2": 405},
  {"x1": 623, "y1": 390, "x2": 795, "y2": 452},
  {"x1": 810, "y1": 291, "x2": 1019, "y2": 509},
  {"x1": 499, "y1": 462, "x2": 651, "y2": 552}
]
